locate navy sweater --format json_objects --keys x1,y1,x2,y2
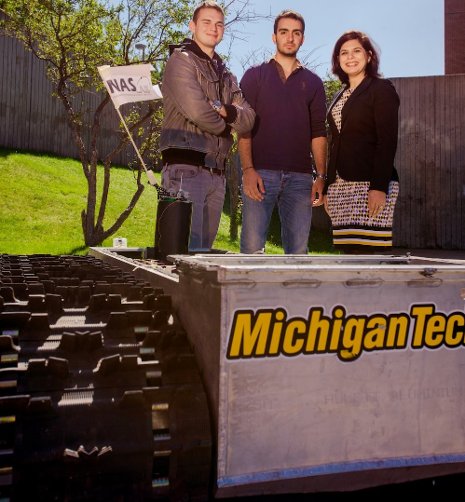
[{"x1": 240, "y1": 60, "x2": 327, "y2": 173}]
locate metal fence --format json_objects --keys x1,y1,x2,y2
[{"x1": 1, "y1": 32, "x2": 464, "y2": 249}]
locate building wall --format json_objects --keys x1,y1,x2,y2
[
  {"x1": 445, "y1": 0, "x2": 465, "y2": 74},
  {"x1": 390, "y1": 74, "x2": 465, "y2": 249}
]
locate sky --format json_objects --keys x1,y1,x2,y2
[{"x1": 219, "y1": 0, "x2": 445, "y2": 81}]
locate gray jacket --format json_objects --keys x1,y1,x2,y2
[{"x1": 160, "y1": 39, "x2": 255, "y2": 170}]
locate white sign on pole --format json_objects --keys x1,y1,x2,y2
[{"x1": 97, "y1": 64, "x2": 162, "y2": 109}]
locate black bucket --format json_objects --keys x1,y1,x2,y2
[{"x1": 154, "y1": 198, "x2": 192, "y2": 259}]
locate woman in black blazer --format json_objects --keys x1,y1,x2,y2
[{"x1": 324, "y1": 30, "x2": 400, "y2": 253}]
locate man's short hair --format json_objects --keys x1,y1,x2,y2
[
  {"x1": 192, "y1": 1, "x2": 225, "y2": 22},
  {"x1": 273, "y1": 10, "x2": 305, "y2": 34}
]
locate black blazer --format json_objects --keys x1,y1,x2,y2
[{"x1": 326, "y1": 76, "x2": 400, "y2": 193}]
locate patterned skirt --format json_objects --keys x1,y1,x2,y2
[{"x1": 326, "y1": 176, "x2": 399, "y2": 249}]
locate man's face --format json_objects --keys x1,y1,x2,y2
[
  {"x1": 272, "y1": 18, "x2": 304, "y2": 57},
  {"x1": 189, "y1": 7, "x2": 225, "y2": 54}
]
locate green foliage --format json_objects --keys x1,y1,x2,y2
[
  {"x1": 117, "y1": 0, "x2": 194, "y2": 78},
  {"x1": 1, "y1": 0, "x2": 121, "y2": 93},
  {"x1": 0, "y1": 0, "x2": 199, "y2": 247},
  {"x1": 324, "y1": 74, "x2": 342, "y2": 105}
]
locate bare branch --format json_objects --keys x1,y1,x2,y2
[{"x1": 2, "y1": 0, "x2": 274, "y2": 247}]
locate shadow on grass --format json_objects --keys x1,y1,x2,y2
[
  {"x1": 0, "y1": 146, "x2": 150, "y2": 173},
  {"x1": 0, "y1": 147, "x2": 78, "y2": 162},
  {"x1": 67, "y1": 245, "x2": 89, "y2": 255}
]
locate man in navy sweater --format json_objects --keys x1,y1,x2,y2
[{"x1": 238, "y1": 10, "x2": 327, "y2": 254}]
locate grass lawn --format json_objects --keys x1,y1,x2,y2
[{"x1": 0, "y1": 148, "x2": 335, "y2": 256}]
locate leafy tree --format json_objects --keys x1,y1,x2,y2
[
  {"x1": 324, "y1": 74, "x2": 342, "y2": 105},
  {"x1": 0, "y1": 0, "x2": 265, "y2": 247}
]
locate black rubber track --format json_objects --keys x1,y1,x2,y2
[
  {"x1": 0, "y1": 254, "x2": 212, "y2": 501},
  {"x1": 2, "y1": 253, "x2": 464, "y2": 501}
]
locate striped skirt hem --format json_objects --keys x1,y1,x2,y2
[
  {"x1": 332, "y1": 226, "x2": 393, "y2": 247},
  {"x1": 326, "y1": 177, "x2": 399, "y2": 249}
]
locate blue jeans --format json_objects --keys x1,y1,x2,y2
[
  {"x1": 161, "y1": 164, "x2": 226, "y2": 251},
  {"x1": 240, "y1": 169, "x2": 313, "y2": 254}
]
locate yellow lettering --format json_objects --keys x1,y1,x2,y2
[
  {"x1": 339, "y1": 317, "x2": 365, "y2": 361},
  {"x1": 227, "y1": 310, "x2": 272, "y2": 358},
  {"x1": 411, "y1": 305, "x2": 434, "y2": 348},
  {"x1": 282, "y1": 320, "x2": 306, "y2": 355},
  {"x1": 364, "y1": 316, "x2": 386, "y2": 350},
  {"x1": 386, "y1": 315, "x2": 409, "y2": 348},
  {"x1": 329, "y1": 307, "x2": 345, "y2": 351},
  {"x1": 306, "y1": 308, "x2": 330, "y2": 352},
  {"x1": 445, "y1": 314, "x2": 465, "y2": 346},
  {"x1": 269, "y1": 309, "x2": 286, "y2": 355},
  {"x1": 227, "y1": 304, "x2": 465, "y2": 362},
  {"x1": 424, "y1": 315, "x2": 446, "y2": 347}
]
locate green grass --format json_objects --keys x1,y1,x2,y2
[{"x1": 0, "y1": 148, "x2": 335, "y2": 255}]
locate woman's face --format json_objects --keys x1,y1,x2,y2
[{"x1": 338, "y1": 39, "x2": 371, "y2": 79}]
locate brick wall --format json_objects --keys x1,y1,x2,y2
[{"x1": 445, "y1": 0, "x2": 465, "y2": 74}]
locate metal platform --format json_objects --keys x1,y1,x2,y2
[{"x1": 89, "y1": 248, "x2": 465, "y2": 497}]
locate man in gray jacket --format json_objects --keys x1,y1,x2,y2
[{"x1": 160, "y1": 0, "x2": 255, "y2": 252}]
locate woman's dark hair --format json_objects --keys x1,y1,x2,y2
[{"x1": 331, "y1": 30, "x2": 381, "y2": 84}]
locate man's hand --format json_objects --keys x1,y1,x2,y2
[
  {"x1": 242, "y1": 168, "x2": 265, "y2": 201},
  {"x1": 210, "y1": 100, "x2": 227, "y2": 118},
  {"x1": 312, "y1": 177, "x2": 325, "y2": 207}
]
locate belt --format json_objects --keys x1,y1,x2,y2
[
  {"x1": 164, "y1": 162, "x2": 225, "y2": 175},
  {"x1": 201, "y1": 165, "x2": 225, "y2": 176}
]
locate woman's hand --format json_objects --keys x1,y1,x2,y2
[
  {"x1": 323, "y1": 194, "x2": 329, "y2": 214},
  {"x1": 368, "y1": 189, "x2": 387, "y2": 218}
]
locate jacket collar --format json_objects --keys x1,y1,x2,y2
[
  {"x1": 169, "y1": 38, "x2": 226, "y2": 76},
  {"x1": 328, "y1": 76, "x2": 373, "y2": 114},
  {"x1": 347, "y1": 75, "x2": 372, "y2": 98}
]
